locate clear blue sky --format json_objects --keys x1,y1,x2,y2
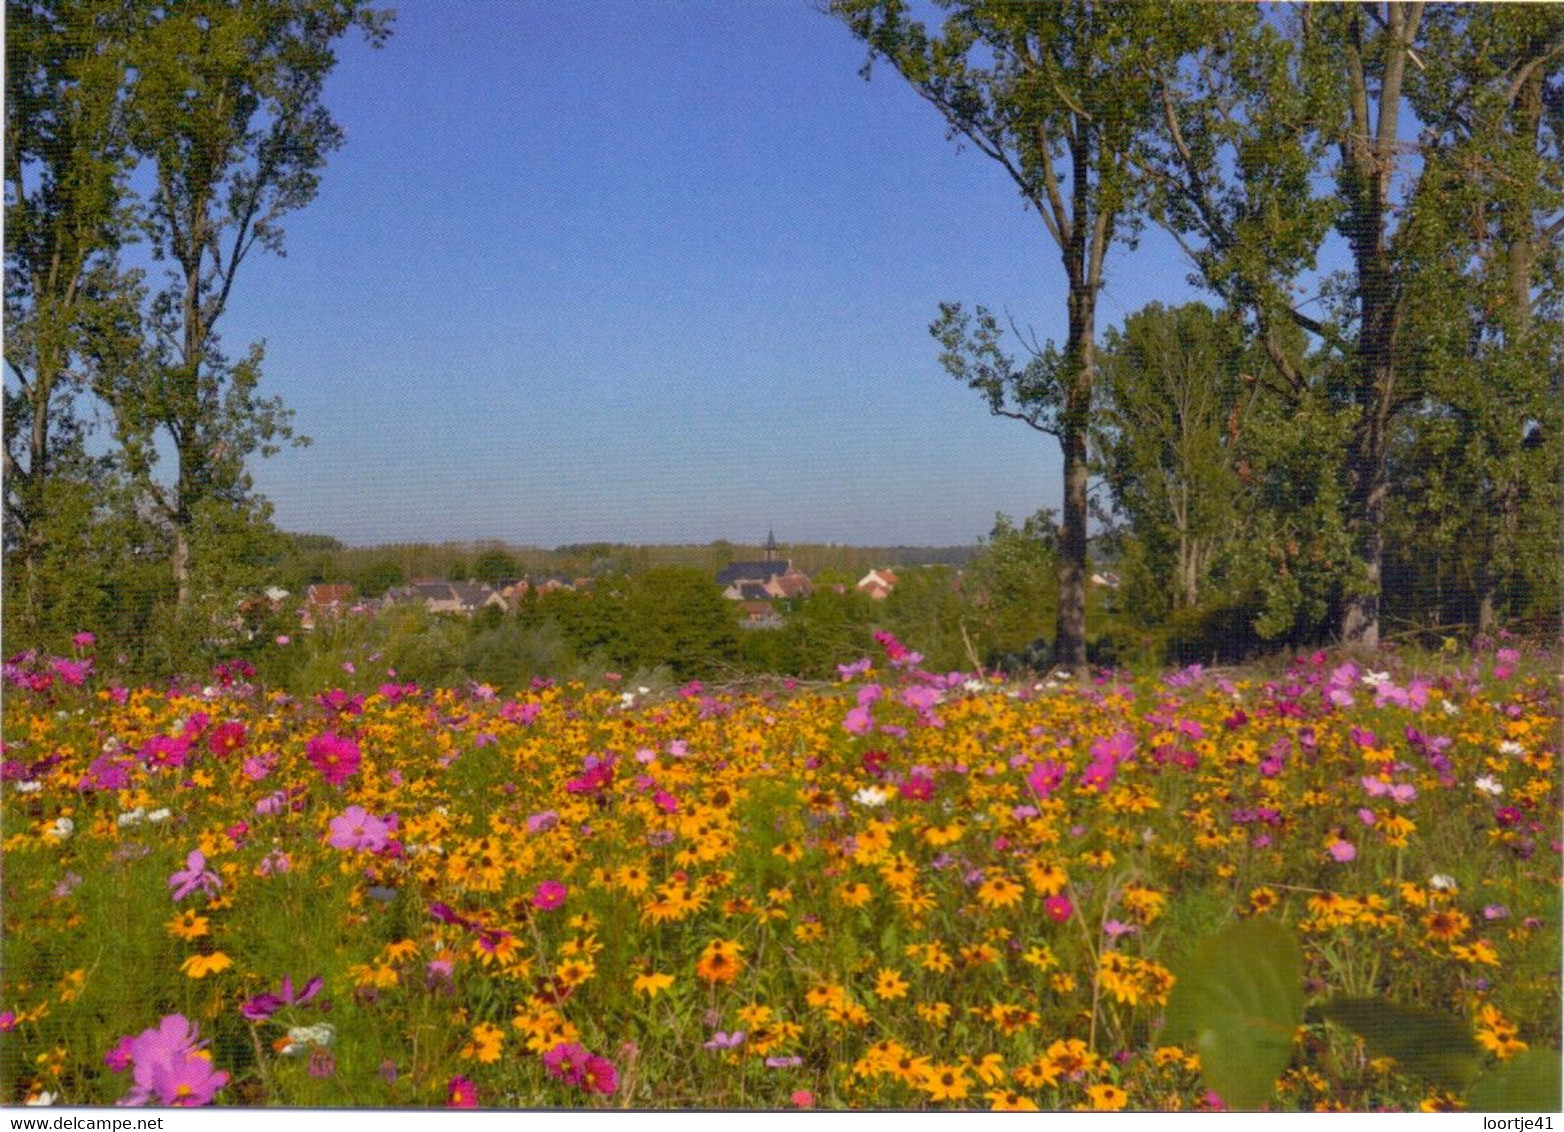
[{"x1": 227, "y1": 0, "x2": 1201, "y2": 548}]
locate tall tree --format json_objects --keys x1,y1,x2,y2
[
  {"x1": 99, "y1": 0, "x2": 390, "y2": 610},
  {"x1": 831, "y1": 0, "x2": 1210, "y2": 671},
  {"x1": 1143, "y1": 4, "x2": 1561, "y2": 648},
  {"x1": 1403, "y1": 5, "x2": 1563, "y2": 636},
  {"x1": 4, "y1": 0, "x2": 140, "y2": 633},
  {"x1": 1095, "y1": 302, "x2": 1244, "y2": 614}
]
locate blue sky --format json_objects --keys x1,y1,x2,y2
[{"x1": 225, "y1": 0, "x2": 1202, "y2": 548}]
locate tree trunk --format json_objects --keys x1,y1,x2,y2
[
  {"x1": 1336, "y1": 2, "x2": 1422, "y2": 653},
  {"x1": 1054, "y1": 285, "x2": 1095, "y2": 673},
  {"x1": 172, "y1": 518, "x2": 193, "y2": 610}
]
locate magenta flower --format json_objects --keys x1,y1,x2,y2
[
  {"x1": 580, "y1": 1054, "x2": 618, "y2": 1096},
  {"x1": 543, "y1": 1041, "x2": 590, "y2": 1084},
  {"x1": 532, "y1": 880, "x2": 568, "y2": 910},
  {"x1": 80, "y1": 753, "x2": 132, "y2": 792},
  {"x1": 1328, "y1": 839, "x2": 1357, "y2": 863},
  {"x1": 72, "y1": 631, "x2": 96, "y2": 651},
  {"x1": 49, "y1": 657, "x2": 92, "y2": 686},
  {"x1": 1044, "y1": 894, "x2": 1073, "y2": 923},
  {"x1": 168, "y1": 850, "x2": 221, "y2": 902},
  {"x1": 240, "y1": 974, "x2": 324, "y2": 1022},
  {"x1": 703, "y1": 1031, "x2": 745, "y2": 1050},
  {"x1": 139, "y1": 735, "x2": 192, "y2": 770},
  {"x1": 305, "y1": 731, "x2": 362, "y2": 786},
  {"x1": 446, "y1": 1076, "x2": 479, "y2": 1108},
  {"x1": 206, "y1": 721, "x2": 246, "y2": 758},
  {"x1": 327, "y1": 806, "x2": 394, "y2": 853},
  {"x1": 1027, "y1": 759, "x2": 1068, "y2": 799}
]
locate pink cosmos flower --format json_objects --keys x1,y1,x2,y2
[
  {"x1": 306, "y1": 732, "x2": 362, "y2": 786},
  {"x1": 580, "y1": 1054, "x2": 618, "y2": 1096},
  {"x1": 206, "y1": 721, "x2": 246, "y2": 758},
  {"x1": 532, "y1": 880, "x2": 567, "y2": 910},
  {"x1": 168, "y1": 851, "x2": 221, "y2": 902},
  {"x1": 140, "y1": 735, "x2": 192, "y2": 771},
  {"x1": 543, "y1": 1041, "x2": 590, "y2": 1084},
  {"x1": 109, "y1": 1014, "x2": 229, "y2": 1107},
  {"x1": 1044, "y1": 894, "x2": 1073, "y2": 923},
  {"x1": 49, "y1": 657, "x2": 92, "y2": 686},
  {"x1": 842, "y1": 705, "x2": 874, "y2": 735},
  {"x1": 72, "y1": 631, "x2": 96, "y2": 651},
  {"x1": 1027, "y1": 759, "x2": 1067, "y2": 799},
  {"x1": 1328, "y1": 839, "x2": 1357, "y2": 863},
  {"x1": 327, "y1": 806, "x2": 394, "y2": 853},
  {"x1": 446, "y1": 1076, "x2": 478, "y2": 1108}
]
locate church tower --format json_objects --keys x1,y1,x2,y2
[{"x1": 763, "y1": 528, "x2": 779, "y2": 563}]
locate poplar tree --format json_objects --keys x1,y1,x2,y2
[{"x1": 831, "y1": 0, "x2": 1215, "y2": 671}]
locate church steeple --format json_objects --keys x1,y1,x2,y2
[{"x1": 763, "y1": 528, "x2": 779, "y2": 562}]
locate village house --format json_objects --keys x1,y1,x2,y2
[
  {"x1": 383, "y1": 581, "x2": 508, "y2": 617},
  {"x1": 736, "y1": 601, "x2": 784, "y2": 630},
  {"x1": 717, "y1": 531, "x2": 811, "y2": 601},
  {"x1": 300, "y1": 582, "x2": 356, "y2": 629},
  {"x1": 856, "y1": 568, "x2": 898, "y2": 600}
]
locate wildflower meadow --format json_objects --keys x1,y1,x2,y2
[{"x1": 1, "y1": 634, "x2": 1558, "y2": 1111}]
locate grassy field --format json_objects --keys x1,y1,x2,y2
[{"x1": 1, "y1": 636, "x2": 1558, "y2": 1110}]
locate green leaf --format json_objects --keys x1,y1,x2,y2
[
  {"x1": 1467, "y1": 1051, "x2": 1562, "y2": 1113},
  {"x1": 1320, "y1": 998, "x2": 1481, "y2": 1091},
  {"x1": 1163, "y1": 919, "x2": 1303, "y2": 1110}
]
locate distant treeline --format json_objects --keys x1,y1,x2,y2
[{"x1": 275, "y1": 537, "x2": 980, "y2": 596}]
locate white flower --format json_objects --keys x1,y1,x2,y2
[
  {"x1": 1440, "y1": 699, "x2": 1460, "y2": 716},
  {"x1": 280, "y1": 1023, "x2": 336, "y2": 1056},
  {"x1": 638, "y1": 686, "x2": 650, "y2": 695},
  {"x1": 619, "y1": 693, "x2": 637, "y2": 709},
  {"x1": 1498, "y1": 740, "x2": 1524, "y2": 756},
  {"x1": 1474, "y1": 776, "x2": 1504, "y2": 797},
  {"x1": 1429, "y1": 874, "x2": 1457, "y2": 892},
  {"x1": 1361, "y1": 670, "x2": 1390, "y2": 687},
  {"x1": 853, "y1": 786, "x2": 890, "y2": 808},
  {"x1": 13, "y1": 780, "x2": 42, "y2": 795},
  {"x1": 147, "y1": 807, "x2": 171, "y2": 823},
  {"x1": 117, "y1": 807, "x2": 147, "y2": 828},
  {"x1": 25, "y1": 1091, "x2": 56, "y2": 1106},
  {"x1": 47, "y1": 816, "x2": 74, "y2": 841},
  {"x1": 964, "y1": 679, "x2": 986, "y2": 694}
]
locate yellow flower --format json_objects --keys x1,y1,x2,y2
[
  {"x1": 838, "y1": 882, "x2": 873, "y2": 908},
  {"x1": 180, "y1": 952, "x2": 232, "y2": 979},
  {"x1": 916, "y1": 1001, "x2": 952, "y2": 1027},
  {"x1": 975, "y1": 871, "x2": 1026, "y2": 910},
  {"x1": 987, "y1": 1090, "x2": 1039, "y2": 1111},
  {"x1": 962, "y1": 1052, "x2": 1005, "y2": 1085},
  {"x1": 872, "y1": 968, "x2": 909, "y2": 1001},
  {"x1": 166, "y1": 910, "x2": 210, "y2": 941},
  {"x1": 633, "y1": 972, "x2": 674, "y2": 998},
  {"x1": 1086, "y1": 1083, "x2": 1129, "y2": 1111},
  {"x1": 695, "y1": 939, "x2": 744, "y2": 985},
  {"x1": 1024, "y1": 860, "x2": 1068, "y2": 896},
  {"x1": 615, "y1": 864, "x2": 651, "y2": 894},
  {"x1": 554, "y1": 957, "x2": 596, "y2": 987},
  {"x1": 382, "y1": 938, "x2": 419, "y2": 963},
  {"x1": 920, "y1": 1064, "x2": 970, "y2": 1103},
  {"x1": 1021, "y1": 945, "x2": 1057, "y2": 970},
  {"x1": 460, "y1": 1022, "x2": 505, "y2": 1064}
]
